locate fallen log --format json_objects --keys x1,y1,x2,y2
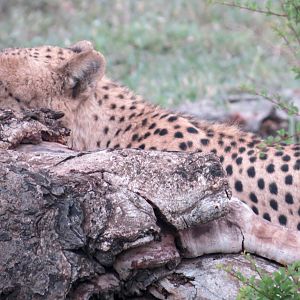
[{"x1": 0, "y1": 109, "x2": 299, "y2": 299}]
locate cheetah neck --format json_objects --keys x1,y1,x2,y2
[{"x1": 68, "y1": 77, "x2": 247, "y2": 151}]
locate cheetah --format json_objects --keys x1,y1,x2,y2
[{"x1": 0, "y1": 40, "x2": 299, "y2": 231}]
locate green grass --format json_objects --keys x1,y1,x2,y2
[{"x1": 0, "y1": 0, "x2": 297, "y2": 106}]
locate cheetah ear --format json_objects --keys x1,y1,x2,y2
[
  {"x1": 59, "y1": 50, "x2": 106, "y2": 98},
  {"x1": 69, "y1": 40, "x2": 94, "y2": 53}
]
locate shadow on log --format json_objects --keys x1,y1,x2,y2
[{"x1": 0, "y1": 109, "x2": 299, "y2": 299}]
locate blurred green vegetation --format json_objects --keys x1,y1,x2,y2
[{"x1": 0, "y1": 0, "x2": 297, "y2": 106}]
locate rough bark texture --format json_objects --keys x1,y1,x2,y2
[
  {"x1": 0, "y1": 144, "x2": 232, "y2": 298},
  {"x1": 0, "y1": 109, "x2": 292, "y2": 299}
]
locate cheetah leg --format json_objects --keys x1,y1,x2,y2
[{"x1": 179, "y1": 198, "x2": 300, "y2": 265}]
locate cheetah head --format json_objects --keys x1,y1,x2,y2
[{"x1": 0, "y1": 40, "x2": 105, "y2": 115}]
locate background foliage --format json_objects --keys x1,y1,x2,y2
[{"x1": 0, "y1": 0, "x2": 298, "y2": 106}]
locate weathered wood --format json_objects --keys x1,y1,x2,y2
[
  {"x1": 0, "y1": 111, "x2": 230, "y2": 299},
  {"x1": 0, "y1": 108, "x2": 69, "y2": 150},
  {"x1": 148, "y1": 254, "x2": 279, "y2": 300}
]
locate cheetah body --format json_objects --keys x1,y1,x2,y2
[{"x1": 0, "y1": 41, "x2": 299, "y2": 230}]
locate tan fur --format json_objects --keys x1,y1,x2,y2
[{"x1": 0, "y1": 41, "x2": 299, "y2": 231}]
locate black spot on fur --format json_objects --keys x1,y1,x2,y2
[
  {"x1": 144, "y1": 132, "x2": 151, "y2": 139},
  {"x1": 285, "y1": 175, "x2": 293, "y2": 185},
  {"x1": 224, "y1": 146, "x2": 231, "y2": 152},
  {"x1": 269, "y1": 182, "x2": 278, "y2": 195},
  {"x1": 249, "y1": 192, "x2": 258, "y2": 203},
  {"x1": 129, "y1": 113, "x2": 136, "y2": 120},
  {"x1": 103, "y1": 127, "x2": 109, "y2": 134},
  {"x1": 226, "y1": 165, "x2": 233, "y2": 176},
  {"x1": 285, "y1": 193, "x2": 294, "y2": 204},
  {"x1": 179, "y1": 142, "x2": 187, "y2": 150},
  {"x1": 149, "y1": 123, "x2": 156, "y2": 130},
  {"x1": 236, "y1": 157, "x2": 243, "y2": 165},
  {"x1": 201, "y1": 139, "x2": 209, "y2": 146},
  {"x1": 282, "y1": 155, "x2": 291, "y2": 162},
  {"x1": 174, "y1": 132, "x2": 183, "y2": 138},
  {"x1": 168, "y1": 116, "x2": 178, "y2": 122},
  {"x1": 142, "y1": 118, "x2": 148, "y2": 126},
  {"x1": 257, "y1": 178, "x2": 265, "y2": 190},
  {"x1": 266, "y1": 164, "x2": 275, "y2": 173},
  {"x1": 238, "y1": 147, "x2": 246, "y2": 153},
  {"x1": 231, "y1": 153, "x2": 238, "y2": 159},
  {"x1": 278, "y1": 215, "x2": 287, "y2": 226},
  {"x1": 159, "y1": 129, "x2": 168, "y2": 136},
  {"x1": 263, "y1": 213, "x2": 271, "y2": 221},
  {"x1": 235, "y1": 180, "x2": 243, "y2": 192},
  {"x1": 115, "y1": 129, "x2": 121, "y2": 137},
  {"x1": 247, "y1": 167, "x2": 256, "y2": 178},
  {"x1": 187, "y1": 127, "x2": 198, "y2": 134},
  {"x1": 132, "y1": 134, "x2": 139, "y2": 141},
  {"x1": 160, "y1": 113, "x2": 169, "y2": 119},
  {"x1": 252, "y1": 206, "x2": 259, "y2": 215},
  {"x1": 270, "y1": 199, "x2": 278, "y2": 211}
]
